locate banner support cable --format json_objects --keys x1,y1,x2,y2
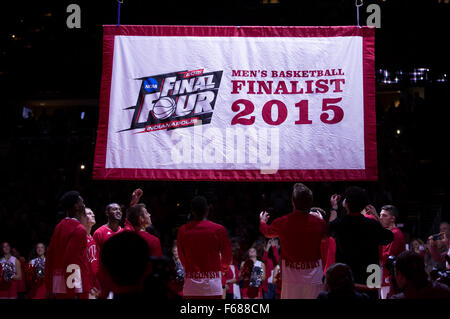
[
  {"x1": 355, "y1": 0, "x2": 363, "y2": 28},
  {"x1": 116, "y1": 0, "x2": 123, "y2": 27}
]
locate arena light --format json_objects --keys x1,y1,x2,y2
[
  {"x1": 80, "y1": 164, "x2": 86, "y2": 170},
  {"x1": 436, "y1": 73, "x2": 448, "y2": 83},
  {"x1": 396, "y1": 129, "x2": 401, "y2": 135}
]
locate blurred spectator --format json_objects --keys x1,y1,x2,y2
[
  {"x1": 317, "y1": 263, "x2": 369, "y2": 300},
  {"x1": 409, "y1": 238, "x2": 436, "y2": 274},
  {"x1": 0, "y1": 241, "x2": 22, "y2": 299},
  {"x1": 428, "y1": 232, "x2": 450, "y2": 270},
  {"x1": 272, "y1": 264, "x2": 281, "y2": 299},
  {"x1": 239, "y1": 247, "x2": 266, "y2": 299},
  {"x1": 440, "y1": 222, "x2": 450, "y2": 240},
  {"x1": 11, "y1": 247, "x2": 28, "y2": 299},
  {"x1": 379, "y1": 205, "x2": 406, "y2": 299},
  {"x1": 262, "y1": 238, "x2": 279, "y2": 299},
  {"x1": 26, "y1": 242, "x2": 47, "y2": 299},
  {"x1": 410, "y1": 239, "x2": 426, "y2": 257},
  {"x1": 390, "y1": 251, "x2": 450, "y2": 299}
]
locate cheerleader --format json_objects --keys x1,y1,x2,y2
[
  {"x1": 27, "y1": 243, "x2": 47, "y2": 299},
  {"x1": 0, "y1": 242, "x2": 22, "y2": 299},
  {"x1": 238, "y1": 247, "x2": 265, "y2": 299}
]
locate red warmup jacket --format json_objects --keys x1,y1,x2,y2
[
  {"x1": 320, "y1": 237, "x2": 336, "y2": 274},
  {"x1": 93, "y1": 224, "x2": 123, "y2": 251},
  {"x1": 87, "y1": 234, "x2": 101, "y2": 292},
  {"x1": 45, "y1": 218, "x2": 93, "y2": 298},
  {"x1": 123, "y1": 219, "x2": 134, "y2": 231},
  {"x1": 137, "y1": 230, "x2": 163, "y2": 257},
  {"x1": 177, "y1": 220, "x2": 232, "y2": 276},
  {"x1": 260, "y1": 212, "x2": 328, "y2": 264}
]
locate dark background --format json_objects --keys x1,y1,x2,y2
[{"x1": 0, "y1": 0, "x2": 449, "y2": 258}]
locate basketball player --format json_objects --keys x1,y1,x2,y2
[
  {"x1": 379, "y1": 205, "x2": 406, "y2": 298},
  {"x1": 44, "y1": 191, "x2": 93, "y2": 299},
  {"x1": 177, "y1": 196, "x2": 232, "y2": 299},
  {"x1": 259, "y1": 183, "x2": 328, "y2": 299},
  {"x1": 85, "y1": 208, "x2": 100, "y2": 298},
  {"x1": 126, "y1": 204, "x2": 162, "y2": 257},
  {"x1": 93, "y1": 202, "x2": 123, "y2": 251},
  {"x1": 124, "y1": 188, "x2": 143, "y2": 231}
]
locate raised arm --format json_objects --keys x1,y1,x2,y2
[
  {"x1": 130, "y1": 188, "x2": 143, "y2": 207},
  {"x1": 365, "y1": 204, "x2": 381, "y2": 222},
  {"x1": 329, "y1": 194, "x2": 341, "y2": 223},
  {"x1": 219, "y1": 227, "x2": 232, "y2": 273},
  {"x1": 259, "y1": 212, "x2": 282, "y2": 238},
  {"x1": 428, "y1": 233, "x2": 448, "y2": 264}
]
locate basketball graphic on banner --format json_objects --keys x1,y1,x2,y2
[{"x1": 152, "y1": 97, "x2": 176, "y2": 119}]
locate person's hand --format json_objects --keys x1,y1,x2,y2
[
  {"x1": 130, "y1": 188, "x2": 143, "y2": 206},
  {"x1": 365, "y1": 204, "x2": 380, "y2": 220},
  {"x1": 260, "y1": 211, "x2": 270, "y2": 223},
  {"x1": 271, "y1": 239, "x2": 278, "y2": 248},
  {"x1": 428, "y1": 232, "x2": 445, "y2": 247},
  {"x1": 89, "y1": 287, "x2": 100, "y2": 298},
  {"x1": 330, "y1": 194, "x2": 341, "y2": 209}
]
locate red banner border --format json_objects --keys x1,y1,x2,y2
[{"x1": 93, "y1": 25, "x2": 377, "y2": 181}]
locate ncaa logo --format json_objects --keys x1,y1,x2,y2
[{"x1": 143, "y1": 78, "x2": 158, "y2": 93}]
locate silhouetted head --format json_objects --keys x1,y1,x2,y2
[
  {"x1": 324, "y1": 263, "x2": 355, "y2": 293},
  {"x1": 191, "y1": 196, "x2": 209, "y2": 220},
  {"x1": 343, "y1": 187, "x2": 369, "y2": 214},
  {"x1": 100, "y1": 231, "x2": 151, "y2": 291},
  {"x1": 60, "y1": 191, "x2": 86, "y2": 220},
  {"x1": 292, "y1": 183, "x2": 313, "y2": 212}
]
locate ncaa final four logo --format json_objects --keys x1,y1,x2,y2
[{"x1": 122, "y1": 69, "x2": 223, "y2": 133}]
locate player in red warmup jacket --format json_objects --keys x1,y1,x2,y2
[
  {"x1": 44, "y1": 191, "x2": 94, "y2": 299},
  {"x1": 124, "y1": 188, "x2": 144, "y2": 231},
  {"x1": 93, "y1": 203, "x2": 123, "y2": 251},
  {"x1": 177, "y1": 196, "x2": 232, "y2": 299},
  {"x1": 126, "y1": 204, "x2": 163, "y2": 257},
  {"x1": 85, "y1": 208, "x2": 101, "y2": 299},
  {"x1": 260, "y1": 183, "x2": 328, "y2": 299},
  {"x1": 96, "y1": 189, "x2": 145, "y2": 299},
  {"x1": 379, "y1": 205, "x2": 406, "y2": 299}
]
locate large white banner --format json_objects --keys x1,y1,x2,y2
[{"x1": 94, "y1": 26, "x2": 377, "y2": 181}]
